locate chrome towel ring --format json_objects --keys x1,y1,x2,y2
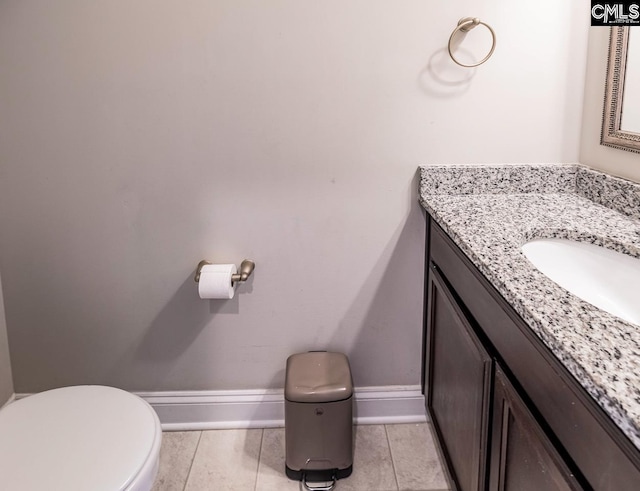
[{"x1": 447, "y1": 17, "x2": 496, "y2": 68}]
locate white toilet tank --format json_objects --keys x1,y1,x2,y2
[{"x1": 0, "y1": 385, "x2": 162, "y2": 491}]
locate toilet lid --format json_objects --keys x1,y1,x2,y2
[{"x1": 0, "y1": 385, "x2": 162, "y2": 491}]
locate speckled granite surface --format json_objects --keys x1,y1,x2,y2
[{"x1": 419, "y1": 163, "x2": 640, "y2": 450}]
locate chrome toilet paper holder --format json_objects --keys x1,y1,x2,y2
[{"x1": 194, "y1": 259, "x2": 255, "y2": 284}]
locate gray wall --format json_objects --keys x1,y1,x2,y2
[
  {"x1": 0, "y1": 275, "x2": 14, "y2": 405},
  {"x1": 0, "y1": 1, "x2": 589, "y2": 393},
  {"x1": 580, "y1": 28, "x2": 640, "y2": 181}
]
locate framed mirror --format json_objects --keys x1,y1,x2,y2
[{"x1": 602, "y1": 27, "x2": 640, "y2": 153}]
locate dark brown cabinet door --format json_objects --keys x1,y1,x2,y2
[
  {"x1": 426, "y1": 265, "x2": 492, "y2": 491},
  {"x1": 489, "y1": 365, "x2": 584, "y2": 491}
]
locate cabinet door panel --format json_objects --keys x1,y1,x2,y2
[
  {"x1": 490, "y1": 366, "x2": 583, "y2": 491},
  {"x1": 426, "y1": 266, "x2": 492, "y2": 491}
]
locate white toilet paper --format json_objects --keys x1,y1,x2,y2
[{"x1": 198, "y1": 264, "x2": 237, "y2": 299}]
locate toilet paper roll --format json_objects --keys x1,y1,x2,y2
[{"x1": 198, "y1": 264, "x2": 237, "y2": 299}]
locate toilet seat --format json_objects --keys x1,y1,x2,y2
[{"x1": 0, "y1": 385, "x2": 162, "y2": 491}]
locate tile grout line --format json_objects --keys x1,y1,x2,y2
[
  {"x1": 182, "y1": 431, "x2": 204, "y2": 491},
  {"x1": 253, "y1": 429, "x2": 265, "y2": 491},
  {"x1": 384, "y1": 425, "x2": 401, "y2": 491}
]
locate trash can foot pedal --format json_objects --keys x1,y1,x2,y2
[{"x1": 302, "y1": 470, "x2": 336, "y2": 491}]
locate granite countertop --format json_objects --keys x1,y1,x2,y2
[{"x1": 419, "y1": 163, "x2": 640, "y2": 450}]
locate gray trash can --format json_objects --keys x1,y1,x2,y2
[{"x1": 285, "y1": 351, "x2": 353, "y2": 489}]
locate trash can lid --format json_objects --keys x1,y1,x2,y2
[{"x1": 285, "y1": 352, "x2": 353, "y2": 403}]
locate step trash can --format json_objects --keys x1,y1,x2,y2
[{"x1": 285, "y1": 351, "x2": 354, "y2": 490}]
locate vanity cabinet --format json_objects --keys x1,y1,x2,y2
[{"x1": 423, "y1": 215, "x2": 640, "y2": 491}]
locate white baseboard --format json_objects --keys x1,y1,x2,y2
[
  {"x1": 137, "y1": 385, "x2": 427, "y2": 431},
  {"x1": 14, "y1": 386, "x2": 427, "y2": 431}
]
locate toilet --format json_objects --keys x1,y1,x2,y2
[{"x1": 0, "y1": 385, "x2": 162, "y2": 491}]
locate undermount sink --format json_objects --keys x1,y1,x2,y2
[{"x1": 521, "y1": 238, "x2": 640, "y2": 326}]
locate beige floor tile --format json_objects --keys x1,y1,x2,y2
[
  {"x1": 255, "y1": 428, "x2": 300, "y2": 490},
  {"x1": 184, "y1": 428, "x2": 263, "y2": 491},
  {"x1": 152, "y1": 431, "x2": 201, "y2": 491},
  {"x1": 337, "y1": 425, "x2": 398, "y2": 491},
  {"x1": 386, "y1": 423, "x2": 450, "y2": 491}
]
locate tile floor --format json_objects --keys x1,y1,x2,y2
[{"x1": 151, "y1": 423, "x2": 450, "y2": 491}]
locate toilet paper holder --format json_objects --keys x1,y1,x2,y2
[{"x1": 194, "y1": 259, "x2": 255, "y2": 284}]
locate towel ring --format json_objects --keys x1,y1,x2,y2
[{"x1": 448, "y1": 17, "x2": 496, "y2": 68}]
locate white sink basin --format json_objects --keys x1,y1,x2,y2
[{"x1": 521, "y1": 238, "x2": 640, "y2": 326}]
